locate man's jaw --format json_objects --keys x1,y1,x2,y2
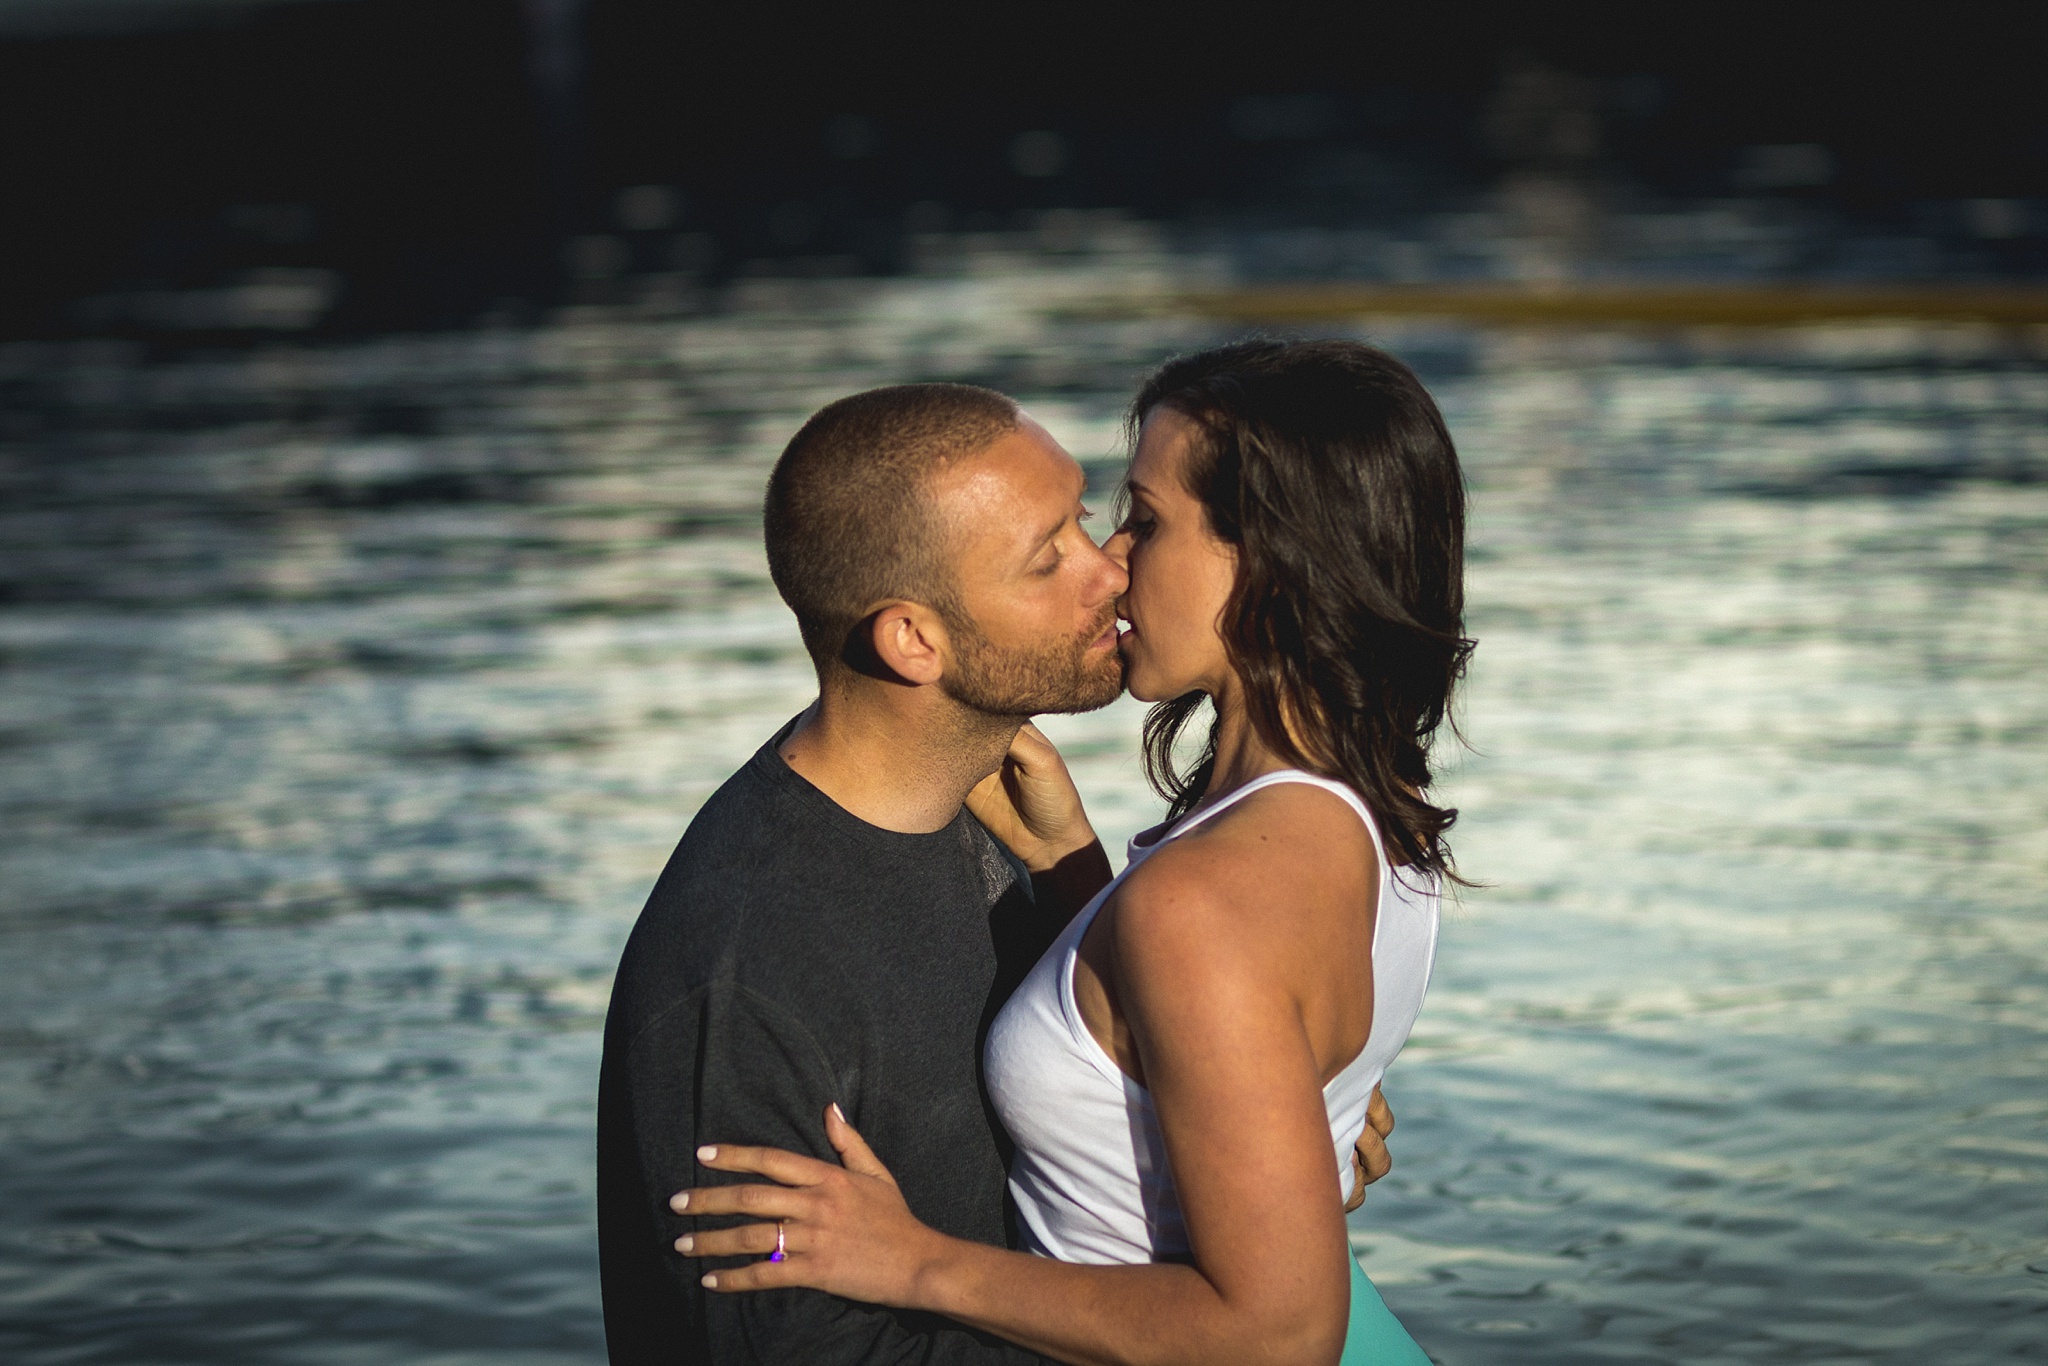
[
  {"x1": 939, "y1": 611, "x2": 1125, "y2": 718},
  {"x1": 1051, "y1": 615, "x2": 1127, "y2": 714}
]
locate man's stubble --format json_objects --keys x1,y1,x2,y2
[{"x1": 938, "y1": 605, "x2": 1125, "y2": 720}]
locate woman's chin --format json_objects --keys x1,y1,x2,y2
[
  {"x1": 1121, "y1": 668, "x2": 1169, "y2": 704},
  {"x1": 1118, "y1": 638, "x2": 1177, "y2": 703}
]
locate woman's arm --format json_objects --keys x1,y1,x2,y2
[
  {"x1": 683, "y1": 1112, "x2": 1222, "y2": 1366},
  {"x1": 680, "y1": 831, "x2": 1355, "y2": 1366}
]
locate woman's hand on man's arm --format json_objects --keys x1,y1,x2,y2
[
  {"x1": 675, "y1": 1106, "x2": 1224, "y2": 1366},
  {"x1": 675, "y1": 1103, "x2": 952, "y2": 1308}
]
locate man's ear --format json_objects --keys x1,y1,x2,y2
[{"x1": 866, "y1": 600, "x2": 949, "y2": 687}]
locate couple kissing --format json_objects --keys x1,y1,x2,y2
[{"x1": 599, "y1": 338, "x2": 1469, "y2": 1366}]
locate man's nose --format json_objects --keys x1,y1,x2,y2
[
  {"x1": 1090, "y1": 536, "x2": 1130, "y2": 599},
  {"x1": 1100, "y1": 527, "x2": 1132, "y2": 573}
]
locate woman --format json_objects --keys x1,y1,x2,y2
[{"x1": 674, "y1": 339, "x2": 1471, "y2": 1365}]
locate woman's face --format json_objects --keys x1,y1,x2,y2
[{"x1": 1102, "y1": 407, "x2": 1240, "y2": 704}]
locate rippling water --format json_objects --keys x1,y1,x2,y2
[{"x1": 3, "y1": 246, "x2": 2044, "y2": 1363}]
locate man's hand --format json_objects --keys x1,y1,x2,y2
[{"x1": 1343, "y1": 1086, "x2": 1395, "y2": 1213}]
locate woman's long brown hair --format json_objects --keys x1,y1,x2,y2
[{"x1": 1127, "y1": 338, "x2": 1475, "y2": 882}]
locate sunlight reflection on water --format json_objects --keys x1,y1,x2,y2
[{"x1": 2, "y1": 244, "x2": 2044, "y2": 1363}]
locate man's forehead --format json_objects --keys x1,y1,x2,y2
[
  {"x1": 932, "y1": 420, "x2": 1084, "y2": 510},
  {"x1": 923, "y1": 423, "x2": 1079, "y2": 570}
]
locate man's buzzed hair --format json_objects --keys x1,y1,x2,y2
[{"x1": 765, "y1": 382, "x2": 1020, "y2": 673}]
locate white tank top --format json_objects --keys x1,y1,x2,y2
[{"x1": 984, "y1": 769, "x2": 1440, "y2": 1265}]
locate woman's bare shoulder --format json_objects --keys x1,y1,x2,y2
[
  {"x1": 1111, "y1": 782, "x2": 1376, "y2": 958},
  {"x1": 1182, "y1": 780, "x2": 1379, "y2": 882}
]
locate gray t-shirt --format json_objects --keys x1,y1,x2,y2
[{"x1": 597, "y1": 722, "x2": 1066, "y2": 1365}]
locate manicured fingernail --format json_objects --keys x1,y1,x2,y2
[
  {"x1": 701, "y1": 1273, "x2": 718, "y2": 1289},
  {"x1": 670, "y1": 1192, "x2": 689, "y2": 1211},
  {"x1": 675, "y1": 1234, "x2": 694, "y2": 1252},
  {"x1": 697, "y1": 1145, "x2": 717, "y2": 1161},
  {"x1": 830, "y1": 1102, "x2": 845, "y2": 1123}
]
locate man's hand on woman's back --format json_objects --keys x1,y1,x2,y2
[{"x1": 1345, "y1": 1086, "x2": 1395, "y2": 1213}]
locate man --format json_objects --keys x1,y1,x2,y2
[{"x1": 597, "y1": 383, "x2": 1389, "y2": 1364}]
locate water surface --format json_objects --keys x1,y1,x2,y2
[{"x1": 2, "y1": 246, "x2": 2044, "y2": 1363}]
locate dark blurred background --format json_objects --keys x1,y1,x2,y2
[{"x1": 2, "y1": 0, "x2": 2043, "y2": 340}]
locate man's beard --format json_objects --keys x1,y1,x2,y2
[{"x1": 939, "y1": 608, "x2": 1124, "y2": 718}]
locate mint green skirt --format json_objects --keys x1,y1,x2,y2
[{"x1": 1341, "y1": 1253, "x2": 1431, "y2": 1365}]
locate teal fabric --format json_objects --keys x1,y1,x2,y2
[{"x1": 1340, "y1": 1253, "x2": 1432, "y2": 1365}]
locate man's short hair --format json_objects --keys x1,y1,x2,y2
[{"x1": 764, "y1": 383, "x2": 1020, "y2": 673}]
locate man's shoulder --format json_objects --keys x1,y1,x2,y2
[{"x1": 607, "y1": 746, "x2": 871, "y2": 1030}]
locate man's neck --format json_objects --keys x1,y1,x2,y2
[{"x1": 777, "y1": 682, "x2": 1019, "y2": 834}]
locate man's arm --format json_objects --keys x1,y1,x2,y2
[{"x1": 603, "y1": 980, "x2": 1055, "y2": 1366}]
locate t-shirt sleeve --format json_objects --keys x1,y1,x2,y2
[{"x1": 603, "y1": 979, "x2": 1058, "y2": 1366}]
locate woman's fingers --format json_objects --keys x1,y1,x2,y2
[
  {"x1": 669, "y1": 1122, "x2": 942, "y2": 1307},
  {"x1": 1008, "y1": 725, "x2": 1075, "y2": 791},
  {"x1": 675, "y1": 1220, "x2": 784, "y2": 1258},
  {"x1": 1010, "y1": 721, "x2": 1057, "y2": 764},
  {"x1": 967, "y1": 768, "x2": 1006, "y2": 811},
  {"x1": 692, "y1": 1142, "x2": 835, "y2": 1185},
  {"x1": 669, "y1": 1180, "x2": 812, "y2": 1219},
  {"x1": 700, "y1": 1261, "x2": 799, "y2": 1293},
  {"x1": 824, "y1": 1103, "x2": 894, "y2": 1183}
]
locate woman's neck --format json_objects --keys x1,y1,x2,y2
[{"x1": 1193, "y1": 680, "x2": 1295, "y2": 811}]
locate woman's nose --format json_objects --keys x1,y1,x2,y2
[{"x1": 1101, "y1": 528, "x2": 1132, "y2": 571}]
